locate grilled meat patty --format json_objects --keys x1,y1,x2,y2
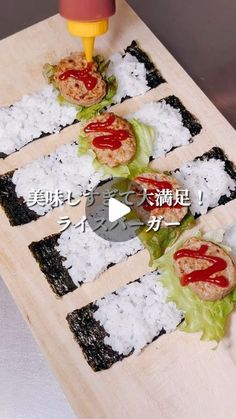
[
  {"x1": 83, "y1": 113, "x2": 136, "y2": 168},
  {"x1": 173, "y1": 237, "x2": 236, "y2": 301},
  {"x1": 54, "y1": 52, "x2": 106, "y2": 107}
]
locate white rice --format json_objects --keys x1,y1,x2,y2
[
  {"x1": 106, "y1": 52, "x2": 149, "y2": 104},
  {"x1": 175, "y1": 158, "x2": 236, "y2": 216},
  {"x1": 223, "y1": 222, "x2": 236, "y2": 263},
  {"x1": 0, "y1": 51, "x2": 151, "y2": 157},
  {"x1": 129, "y1": 101, "x2": 192, "y2": 158},
  {"x1": 12, "y1": 142, "x2": 103, "y2": 215},
  {"x1": 94, "y1": 271, "x2": 182, "y2": 355},
  {"x1": 56, "y1": 222, "x2": 143, "y2": 285},
  {"x1": 0, "y1": 85, "x2": 77, "y2": 155}
]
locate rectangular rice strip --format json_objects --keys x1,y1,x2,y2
[
  {"x1": 0, "y1": 41, "x2": 164, "y2": 158},
  {"x1": 174, "y1": 147, "x2": 236, "y2": 217},
  {"x1": 0, "y1": 95, "x2": 201, "y2": 226},
  {"x1": 0, "y1": 142, "x2": 104, "y2": 226},
  {"x1": 29, "y1": 223, "x2": 143, "y2": 297},
  {"x1": 66, "y1": 271, "x2": 182, "y2": 371}
]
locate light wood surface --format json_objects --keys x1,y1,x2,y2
[{"x1": 0, "y1": 1, "x2": 236, "y2": 418}]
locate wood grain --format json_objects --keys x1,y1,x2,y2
[{"x1": 0, "y1": 1, "x2": 236, "y2": 418}]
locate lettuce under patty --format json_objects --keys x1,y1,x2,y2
[
  {"x1": 155, "y1": 233, "x2": 236, "y2": 342},
  {"x1": 138, "y1": 212, "x2": 195, "y2": 264}
]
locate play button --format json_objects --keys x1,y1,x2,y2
[
  {"x1": 108, "y1": 197, "x2": 131, "y2": 222},
  {"x1": 85, "y1": 177, "x2": 144, "y2": 242}
]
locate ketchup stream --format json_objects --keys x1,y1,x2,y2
[{"x1": 174, "y1": 244, "x2": 229, "y2": 287}]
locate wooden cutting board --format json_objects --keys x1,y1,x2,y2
[{"x1": 0, "y1": 1, "x2": 236, "y2": 418}]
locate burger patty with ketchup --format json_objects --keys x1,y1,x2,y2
[
  {"x1": 54, "y1": 52, "x2": 106, "y2": 107},
  {"x1": 83, "y1": 112, "x2": 137, "y2": 167},
  {"x1": 131, "y1": 172, "x2": 188, "y2": 224},
  {"x1": 173, "y1": 237, "x2": 236, "y2": 301}
]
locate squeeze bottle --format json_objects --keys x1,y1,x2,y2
[{"x1": 59, "y1": 0, "x2": 116, "y2": 62}]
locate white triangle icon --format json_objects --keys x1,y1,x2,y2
[{"x1": 108, "y1": 198, "x2": 131, "y2": 223}]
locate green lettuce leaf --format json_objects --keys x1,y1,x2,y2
[
  {"x1": 42, "y1": 63, "x2": 57, "y2": 86},
  {"x1": 127, "y1": 119, "x2": 155, "y2": 178},
  {"x1": 138, "y1": 211, "x2": 196, "y2": 264},
  {"x1": 42, "y1": 56, "x2": 117, "y2": 120},
  {"x1": 93, "y1": 55, "x2": 111, "y2": 77},
  {"x1": 156, "y1": 238, "x2": 236, "y2": 342},
  {"x1": 76, "y1": 75, "x2": 117, "y2": 121},
  {"x1": 77, "y1": 119, "x2": 155, "y2": 179}
]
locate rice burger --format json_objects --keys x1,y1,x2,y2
[{"x1": 156, "y1": 226, "x2": 236, "y2": 342}]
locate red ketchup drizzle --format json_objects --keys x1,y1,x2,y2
[
  {"x1": 136, "y1": 176, "x2": 182, "y2": 211},
  {"x1": 59, "y1": 63, "x2": 97, "y2": 90},
  {"x1": 173, "y1": 244, "x2": 229, "y2": 287},
  {"x1": 84, "y1": 114, "x2": 130, "y2": 150}
]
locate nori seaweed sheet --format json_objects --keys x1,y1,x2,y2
[
  {"x1": 164, "y1": 95, "x2": 202, "y2": 137},
  {"x1": 175, "y1": 146, "x2": 236, "y2": 217},
  {"x1": 0, "y1": 166, "x2": 113, "y2": 227},
  {"x1": 0, "y1": 170, "x2": 39, "y2": 226},
  {"x1": 67, "y1": 304, "x2": 125, "y2": 371},
  {"x1": 29, "y1": 233, "x2": 77, "y2": 297},
  {"x1": 67, "y1": 283, "x2": 166, "y2": 372},
  {"x1": 1, "y1": 42, "x2": 164, "y2": 160},
  {"x1": 29, "y1": 230, "x2": 142, "y2": 297},
  {"x1": 195, "y1": 147, "x2": 236, "y2": 206},
  {"x1": 125, "y1": 40, "x2": 165, "y2": 88}
]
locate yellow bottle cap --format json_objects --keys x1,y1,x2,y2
[
  {"x1": 67, "y1": 19, "x2": 109, "y2": 62},
  {"x1": 67, "y1": 19, "x2": 108, "y2": 37}
]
